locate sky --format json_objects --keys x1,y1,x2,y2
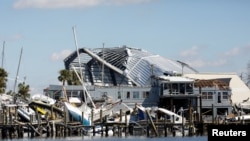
[{"x1": 0, "y1": 0, "x2": 250, "y2": 95}]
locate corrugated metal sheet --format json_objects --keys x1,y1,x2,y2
[{"x1": 64, "y1": 46, "x2": 198, "y2": 87}]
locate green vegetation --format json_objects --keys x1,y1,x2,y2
[
  {"x1": 58, "y1": 69, "x2": 81, "y2": 86},
  {"x1": 0, "y1": 68, "x2": 8, "y2": 94}
]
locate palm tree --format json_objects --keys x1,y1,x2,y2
[
  {"x1": 0, "y1": 68, "x2": 8, "y2": 94},
  {"x1": 58, "y1": 69, "x2": 72, "y2": 86},
  {"x1": 68, "y1": 70, "x2": 81, "y2": 85},
  {"x1": 17, "y1": 82, "x2": 30, "y2": 100},
  {"x1": 58, "y1": 69, "x2": 74, "y2": 101}
]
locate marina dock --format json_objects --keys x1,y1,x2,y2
[{"x1": 1, "y1": 103, "x2": 249, "y2": 139}]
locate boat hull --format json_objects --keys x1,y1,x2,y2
[{"x1": 64, "y1": 102, "x2": 91, "y2": 126}]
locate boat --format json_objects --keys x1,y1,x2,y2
[
  {"x1": 17, "y1": 105, "x2": 37, "y2": 122},
  {"x1": 62, "y1": 33, "x2": 133, "y2": 125},
  {"x1": 136, "y1": 105, "x2": 156, "y2": 120},
  {"x1": 64, "y1": 98, "x2": 132, "y2": 126},
  {"x1": 0, "y1": 94, "x2": 13, "y2": 106},
  {"x1": 35, "y1": 106, "x2": 47, "y2": 115},
  {"x1": 157, "y1": 107, "x2": 184, "y2": 124},
  {"x1": 233, "y1": 114, "x2": 250, "y2": 121},
  {"x1": 227, "y1": 114, "x2": 250, "y2": 122},
  {"x1": 29, "y1": 100, "x2": 64, "y2": 120},
  {"x1": 132, "y1": 105, "x2": 190, "y2": 136},
  {"x1": 93, "y1": 99, "x2": 133, "y2": 122},
  {"x1": 31, "y1": 94, "x2": 56, "y2": 105},
  {"x1": 234, "y1": 99, "x2": 250, "y2": 114},
  {"x1": 64, "y1": 101, "x2": 91, "y2": 126},
  {"x1": 135, "y1": 105, "x2": 184, "y2": 124}
]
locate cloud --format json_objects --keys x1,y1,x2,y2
[
  {"x1": 223, "y1": 47, "x2": 241, "y2": 57},
  {"x1": 51, "y1": 49, "x2": 72, "y2": 61},
  {"x1": 13, "y1": 0, "x2": 153, "y2": 9},
  {"x1": 178, "y1": 45, "x2": 230, "y2": 70},
  {"x1": 224, "y1": 45, "x2": 250, "y2": 57},
  {"x1": 179, "y1": 44, "x2": 250, "y2": 72},
  {"x1": 0, "y1": 33, "x2": 23, "y2": 42},
  {"x1": 179, "y1": 45, "x2": 204, "y2": 57},
  {"x1": 186, "y1": 58, "x2": 227, "y2": 69},
  {"x1": 242, "y1": 44, "x2": 250, "y2": 55}
]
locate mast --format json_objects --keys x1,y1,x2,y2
[
  {"x1": 102, "y1": 43, "x2": 104, "y2": 86},
  {"x1": 13, "y1": 47, "x2": 23, "y2": 94},
  {"x1": 72, "y1": 26, "x2": 96, "y2": 108},
  {"x1": 72, "y1": 26, "x2": 84, "y2": 81},
  {"x1": 1, "y1": 41, "x2": 5, "y2": 68}
]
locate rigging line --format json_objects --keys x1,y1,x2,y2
[{"x1": 14, "y1": 47, "x2": 23, "y2": 94}]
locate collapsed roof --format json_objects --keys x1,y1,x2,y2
[
  {"x1": 64, "y1": 46, "x2": 198, "y2": 87},
  {"x1": 194, "y1": 79, "x2": 231, "y2": 90}
]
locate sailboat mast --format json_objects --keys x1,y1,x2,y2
[
  {"x1": 102, "y1": 43, "x2": 104, "y2": 86},
  {"x1": 13, "y1": 47, "x2": 23, "y2": 94},
  {"x1": 72, "y1": 26, "x2": 96, "y2": 108},
  {"x1": 1, "y1": 41, "x2": 5, "y2": 68},
  {"x1": 72, "y1": 26, "x2": 84, "y2": 81}
]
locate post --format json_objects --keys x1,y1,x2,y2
[
  {"x1": 164, "y1": 115, "x2": 167, "y2": 137},
  {"x1": 199, "y1": 87, "x2": 202, "y2": 123},
  {"x1": 100, "y1": 109, "x2": 103, "y2": 136},
  {"x1": 212, "y1": 104, "x2": 214, "y2": 124}
]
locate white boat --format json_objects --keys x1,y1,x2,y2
[
  {"x1": 17, "y1": 105, "x2": 36, "y2": 122},
  {"x1": 92, "y1": 99, "x2": 133, "y2": 122},
  {"x1": 234, "y1": 101, "x2": 250, "y2": 114},
  {"x1": 134, "y1": 105, "x2": 190, "y2": 136},
  {"x1": 227, "y1": 114, "x2": 250, "y2": 122},
  {"x1": 63, "y1": 32, "x2": 133, "y2": 126},
  {"x1": 136, "y1": 105, "x2": 153, "y2": 120},
  {"x1": 136, "y1": 105, "x2": 184, "y2": 124},
  {"x1": 0, "y1": 94, "x2": 13, "y2": 106},
  {"x1": 31, "y1": 94, "x2": 56, "y2": 105},
  {"x1": 157, "y1": 107, "x2": 184, "y2": 124},
  {"x1": 65, "y1": 98, "x2": 132, "y2": 126},
  {"x1": 64, "y1": 102, "x2": 91, "y2": 126}
]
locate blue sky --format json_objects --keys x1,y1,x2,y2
[{"x1": 1, "y1": 0, "x2": 250, "y2": 95}]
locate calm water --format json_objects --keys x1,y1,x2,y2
[{"x1": 1, "y1": 136, "x2": 207, "y2": 141}]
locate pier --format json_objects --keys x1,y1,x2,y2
[{"x1": 1, "y1": 102, "x2": 250, "y2": 139}]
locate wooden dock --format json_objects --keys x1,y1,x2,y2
[{"x1": 1, "y1": 104, "x2": 249, "y2": 139}]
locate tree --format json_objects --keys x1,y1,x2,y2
[
  {"x1": 17, "y1": 82, "x2": 30, "y2": 99},
  {"x1": 58, "y1": 69, "x2": 72, "y2": 86},
  {"x1": 58, "y1": 69, "x2": 82, "y2": 86},
  {"x1": 68, "y1": 70, "x2": 81, "y2": 85},
  {"x1": 0, "y1": 68, "x2": 8, "y2": 94}
]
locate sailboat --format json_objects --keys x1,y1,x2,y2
[
  {"x1": 64, "y1": 101, "x2": 91, "y2": 126},
  {"x1": 133, "y1": 105, "x2": 190, "y2": 136},
  {"x1": 63, "y1": 26, "x2": 132, "y2": 126},
  {"x1": 234, "y1": 98, "x2": 250, "y2": 114},
  {"x1": 64, "y1": 92, "x2": 132, "y2": 126},
  {"x1": 135, "y1": 105, "x2": 184, "y2": 124}
]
